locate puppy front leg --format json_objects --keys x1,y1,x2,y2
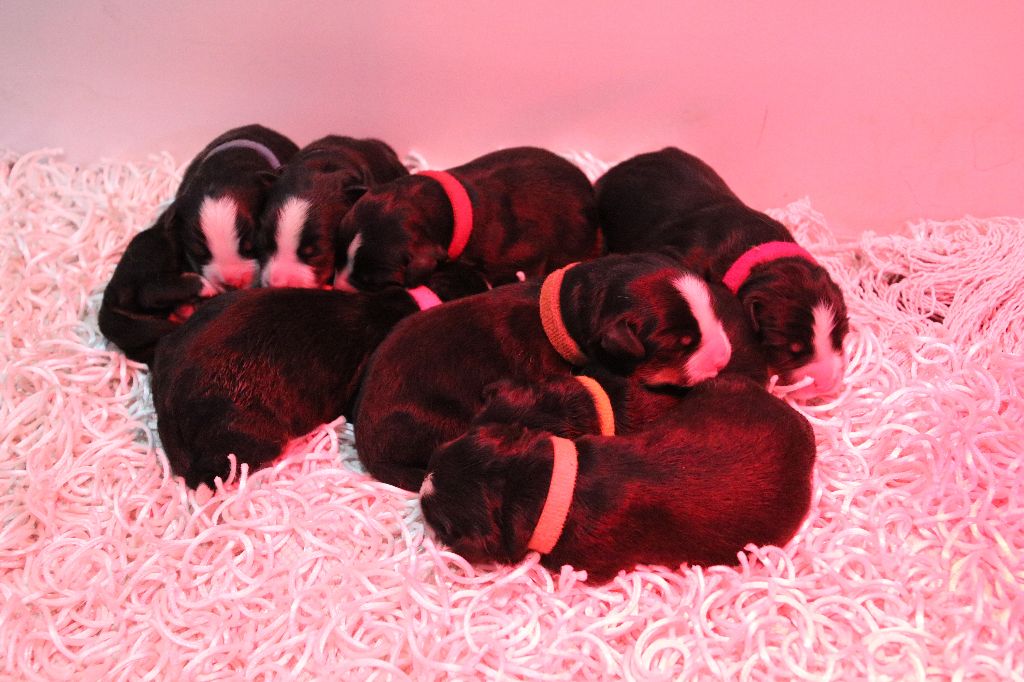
[{"x1": 137, "y1": 272, "x2": 207, "y2": 310}]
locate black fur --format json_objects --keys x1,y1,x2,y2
[
  {"x1": 257, "y1": 136, "x2": 409, "y2": 288},
  {"x1": 151, "y1": 265, "x2": 488, "y2": 489},
  {"x1": 336, "y1": 146, "x2": 602, "y2": 290},
  {"x1": 595, "y1": 147, "x2": 849, "y2": 382},
  {"x1": 98, "y1": 124, "x2": 299, "y2": 363},
  {"x1": 353, "y1": 253, "x2": 754, "y2": 491},
  {"x1": 421, "y1": 375, "x2": 816, "y2": 583}
]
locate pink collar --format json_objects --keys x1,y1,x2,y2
[
  {"x1": 417, "y1": 170, "x2": 474, "y2": 259},
  {"x1": 721, "y1": 241, "x2": 818, "y2": 293},
  {"x1": 527, "y1": 436, "x2": 579, "y2": 555},
  {"x1": 407, "y1": 285, "x2": 443, "y2": 311}
]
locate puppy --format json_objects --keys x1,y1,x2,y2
[
  {"x1": 99, "y1": 124, "x2": 299, "y2": 363},
  {"x1": 420, "y1": 375, "x2": 816, "y2": 583},
  {"x1": 595, "y1": 147, "x2": 849, "y2": 397},
  {"x1": 151, "y1": 265, "x2": 488, "y2": 489},
  {"x1": 257, "y1": 136, "x2": 410, "y2": 289},
  {"x1": 335, "y1": 146, "x2": 602, "y2": 291},
  {"x1": 353, "y1": 252, "x2": 739, "y2": 491}
]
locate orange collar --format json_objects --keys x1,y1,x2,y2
[
  {"x1": 539, "y1": 263, "x2": 587, "y2": 365},
  {"x1": 573, "y1": 375, "x2": 615, "y2": 436},
  {"x1": 526, "y1": 436, "x2": 579, "y2": 555},
  {"x1": 417, "y1": 170, "x2": 473, "y2": 259}
]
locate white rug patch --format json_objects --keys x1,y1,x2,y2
[{"x1": 0, "y1": 148, "x2": 1021, "y2": 680}]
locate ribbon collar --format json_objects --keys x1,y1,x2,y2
[
  {"x1": 417, "y1": 170, "x2": 474, "y2": 259},
  {"x1": 526, "y1": 436, "x2": 579, "y2": 555},
  {"x1": 204, "y1": 139, "x2": 284, "y2": 170},
  {"x1": 721, "y1": 241, "x2": 818, "y2": 294},
  {"x1": 573, "y1": 376, "x2": 615, "y2": 436},
  {"x1": 539, "y1": 263, "x2": 587, "y2": 365}
]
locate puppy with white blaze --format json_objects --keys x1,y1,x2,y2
[
  {"x1": 257, "y1": 136, "x2": 409, "y2": 289},
  {"x1": 420, "y1": 375, "x2": 816, "y2": 583},
  {"x1": 354, "y1": 253, "x2": 742, "y2": 492},
  {"x1": 595, "y1": 147, "x2": 849, "y2": 398},
  {"x1": 99, "y1": 124, "x2": 299, "y2": 363}
]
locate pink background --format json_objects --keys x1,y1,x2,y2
[{"x1": 2, "y1": 1, "x2": 1021, "y2": 236}]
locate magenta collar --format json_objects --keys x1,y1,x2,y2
[
  {"x1": 721, "y1": 241, "x2": 818, "y2": 293},
  {"x1": 417, "y1": 170, "x2": 474, "y2": 259},
  {"x1": 407, "y1": 285, "x2": 443, "y2": 311}
]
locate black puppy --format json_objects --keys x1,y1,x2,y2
[
  {"x1": 420, "y1": 375, "x2": 816, "y2": 583},
  {"x1": 99, "y1": 124, "x2": 299, "y2": 363},
  {"x1": 335, "y1": 146, "x2": 602, "y2": 291},
  {"x1": 151, "y1": 266, "x2": 489, "y2": 489},
  {"x1": 595, "y1": 147, "x2": 849, "y2": 398},
  {"x1": 257, "y1": 136, "x2": 409, "y2": 289},
  {"x1": 354, "y1": 252, "x2": 739, "y2": 491}
]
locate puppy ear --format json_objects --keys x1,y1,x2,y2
[
  {"x1": 343, "y1": 184, "x2": 369, "y2": 204},
  {"x1": 255, "y1": 170, "x2": 279, "y2": 190},
  {"x1": 598, "y1": 316, "x2": 646, "y2": 361},
  {"x1": 745, "y1": 298, "x2": 763, "y2": 333},
  {"x1": 406, "y1": 243, "x2": 446, "y2": 287}
]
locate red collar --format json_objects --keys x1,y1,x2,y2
[
  {"x1": 721, "y1": 241, "x2": 818, "y2": 293},
  {"x1": 417, "y1": 170, "x2": 473, "y2": 259},
  {"x1": 526, "y1": 436, "x2": 578, "y2": 555}
]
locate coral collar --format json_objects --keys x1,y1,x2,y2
[
  {"x1": 527, "y1": 436, "x2": 579, "y2": 555},
  {"x1": 418, "y1": 170, "x2": 474, "y2": 259},
  {"x1": 204, "y1": 139, "x2": 284, "y2": 170},
  {"x1": 721, "y1": 241, "x2": 818, "y2": 294},
  {"x1": 407, "y1": 285, "x2": 443, "y2": 311},
  {"x1": 573, "y1": 376, "x2": 615, "y2": 436},
  {"x1": 539, "y1": 263, "x2": 587, "y2": 365}
]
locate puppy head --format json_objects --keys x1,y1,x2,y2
[
  {"x1": 334, "y1": 179, "x2": 449, "y2": 291},
  {"x1": 420, "y1": 263, "x2": 491, "y2": 302},
  {"x1": 421, "y1": 425, "x2": 553, "y2": 565},
  {"x1": 257, "y1": 162, "x2": 370, "y2": 289},
  {"x1": 564, "y1": 254, "x2": 733, "y2": 389},
  {"x1": 739, "y1": 259, "x2": 849, "y2": 396},
  {"x1": 169, "y1": 176, "x2": 274, "y2": 292}
]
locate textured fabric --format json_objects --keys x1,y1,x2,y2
[
  {"x1": 203, "y1": 138, "x2": 284, "y2": 169},
  {"x1": 407, "y1": 285, "x2": 443, "y2": 311}
]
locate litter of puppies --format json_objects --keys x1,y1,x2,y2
[{"x1": 100, "y1": 129, "x2": 849, "y2": 582}]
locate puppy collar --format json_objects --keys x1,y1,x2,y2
[
  {"x1": 204, "y1": 139, "x2": 284, "y2": 170},
  {"x1": 722, "y1": 241, "x2": 818, "y2": 294},
  {"x1": 573, "y1": 376, "x2": 615, "y2": 436},
  {"x1": 539, "y1": 263, "x2": 588, "y2": 365},
  {"x1": 417, "y1": 170, "x2": 474, "y2": 259},
  {"x1": 527, "y1": 436, "x2": 579, "y2": 555},
  {"x1": 407, "y1": 285, "x2": 443, "y2": 311}
]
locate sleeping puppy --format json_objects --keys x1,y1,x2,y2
[
  {"x1": 420, "y1": 375, "x2": 816, "y2": 583},
  {"x1": 335, "y1": 146, "x2": 602, "y2": 291},
  {"x1": 594, "y1": 147, "x2": 849, "y2": 398},
  {"x1": 473, "y1": 319, "x2": 766, "y2": 441},
  {"x1": 257, "y1": 136, "x2": 409, "y2": 289},
  {"x1": 353, "y1": 252, "x2": 738, "y2": 491},
  {"x1": 99, "y1": 124, "x2": 299, "y2": 363},
  {"x1": 151, "y1": 265, "x2": 488, "y2": 489}
]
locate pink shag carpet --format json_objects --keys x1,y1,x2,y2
[{"x1": 1, "y1": 148, "x2": 1022, "y2": 681}]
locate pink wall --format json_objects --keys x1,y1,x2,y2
[{"x1": 2, "y1": 1, "x2": 1021, "y2": 236}]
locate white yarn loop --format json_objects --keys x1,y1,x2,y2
[{"x1": 1, "y1": 148, "x2": 1021, "y2": 680}]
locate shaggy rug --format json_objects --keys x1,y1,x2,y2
[{"x1": 0, "y1": 148, "x2": 1021, "y2": 681}]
